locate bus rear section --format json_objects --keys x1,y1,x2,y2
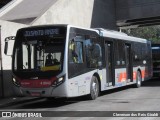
[
  {"x1": 98, "y1": 29, "x2": 152, "y2": 89},
  {"x1": 152, "y1": 44, "x2": 160, "y2": 77}
]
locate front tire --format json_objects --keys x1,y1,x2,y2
[{"x1": 88, "y1": 76, "x2": 99, "y2": 100}]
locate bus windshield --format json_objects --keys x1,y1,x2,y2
[{"x1": 13, "y1": 27, "x2": 66, "y2": 79}]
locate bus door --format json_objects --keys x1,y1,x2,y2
[
  {"x1": 105, "y1": 42, "x2": 114, "y2": 86},
  {"x1": 125, "y1": 44, "x2": 132, "y2": 82}
]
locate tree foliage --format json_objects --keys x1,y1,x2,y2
[{"x1": 121, "y1": 26, "x2": 160, "y2": 43}]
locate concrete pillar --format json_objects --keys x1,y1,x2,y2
[{"x1": 91, "y1": 0, "x2": 117, "y2": 30}]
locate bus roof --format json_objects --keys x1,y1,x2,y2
[
  {"x1": 67, "y1": 24, "x2": 99, "y2": 33},
  {"x1": 96, "y1": 28, "x2": 148, "y2": 43},
  {"x1": 18, "y1": 24, "x2": 99, "y2": 34},
  {"x1": 19, "y1": 24, "x2": 68, "y2": 30},
  {"x1": 17, "y1": 24, "x2": 148, "y2": 43}
]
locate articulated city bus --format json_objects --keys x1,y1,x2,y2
[{"x1": 4, "y1": 25, "x2": 152, "y2": 100}]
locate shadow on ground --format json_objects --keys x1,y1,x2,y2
[
  {"x1": 1, "y1": 86, "x2": 132, "y2": 109},
  {"x1": 142, "y1": 78, "x2": 160, "y2": 87}
]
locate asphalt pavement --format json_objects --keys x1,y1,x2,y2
[{"x1": 0, "y1": 78, "x2": 159, "y2": 120}]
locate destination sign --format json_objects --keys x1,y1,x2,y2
[{"x1": 24, "y1": 29, "x2": 59, "y2": 37}]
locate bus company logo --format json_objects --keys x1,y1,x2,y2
[
  {"x1": 1, "y1": 112, "x2": 43, "y2": 118},
  {"x1": 2, "y1": 112, "x2": 11, "y2": 117}
]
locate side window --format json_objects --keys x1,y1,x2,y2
[
  {"x1": 74, "y1": 42, "x2": 83, "y2": 63},
  {"x1": 134, "y1": 43, "x2": 142, "y2": 61},
  {"x1": 69, "y1": 36, "x2": 84, "y2": 63},
  {"x1": 85, "y1": 38, "x2": 102, "y2": 68},
  {"x1": 115, "y1": 41, "x2": 126, "y2": 66}
]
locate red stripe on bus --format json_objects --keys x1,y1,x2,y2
[
  {"x1": 119, "y1": 71, "x2": 140, "y2": 82},
  {"x1": 133, "y1": 70, "x2": 145, "y2": 80},
  {"x1": 133, "y1": 71, "x2": 137, "y2": 80},
  {"x1": 141, "y1": 70, "x2": 145, "y2": 79},
  {"x1": 20, "y1": 77, "x2": 57, "y2": 88},
  {"x1": 118, "y1": 72, "x2": 127, "y2": 82}
]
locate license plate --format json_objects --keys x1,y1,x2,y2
[{"x1": 31, "y1": 92, "x2": 41, "y2": 97}]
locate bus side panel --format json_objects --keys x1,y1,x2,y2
[
  {"x1": 67, "y1": 70, "x2": 98, "y2": 97},
  {"x1": 67, "y1": 27, "x2": 101, "y2": 97},
  {"x1": 133, "y1": 41, "x2": 152, "y2": 81}
]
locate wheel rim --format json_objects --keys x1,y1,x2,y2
[
  {"x1": 92, "y1": 82, "x2": 97, "y2": 95},
  {"x1": 137, "y1": 72, "x2": 141, "y2": 86},
  {"x1": 91, "y1": 78, "x2": 99, "y2": 99}
]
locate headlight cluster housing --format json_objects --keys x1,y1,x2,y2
[
  {"x1": 52, "y1": 76, "x2": 65, "y2": 87},
  {"x1": 12, "y1": 76, "x2": 20, "y2": 87}
]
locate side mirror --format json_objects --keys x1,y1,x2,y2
[
  {"x1": 4, "y1": 36, "x2": 15, "y2": 56},
  {"x1": 4, "y1": 41, "x2": 8, "y2": 55}
]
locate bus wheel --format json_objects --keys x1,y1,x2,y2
[
  {"x1": 88, "y1": 76, "x2": 99, "y2": 100},
  {"x1": 134, "y1": 71, "x2": 142, "y2": 88}
]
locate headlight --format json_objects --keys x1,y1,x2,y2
[
  {"x1": 52, "y1": 76, "x2": 65, "y2": 87},
  {"x1": 58, "y1": 77, "x2": 64, "y2": 82},
  {"x1": 12, "y1": 77, "x2": 20, "y2": 87}
]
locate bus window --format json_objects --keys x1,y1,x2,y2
[
  {"x1": 74, "y1": 42, "x2": 83, "y2": 63},
  {"x1": 69, "y1": 37, "x2": 84, "y2": 63},
  {"x1": 85, "y1": 39, "x2": 102, "y2": 68},
  {"x1": 115, "y1": 41, "x2": 125, "y2": 66}
]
